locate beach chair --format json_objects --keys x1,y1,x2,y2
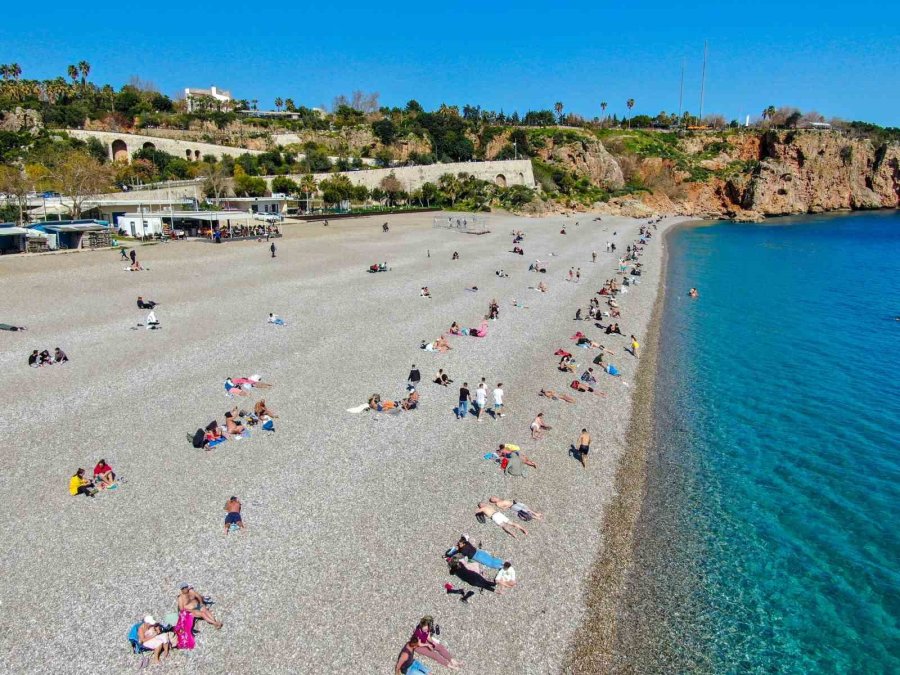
[{"x1": 127, "y1": 622, "x2": 148, "y2": 655}]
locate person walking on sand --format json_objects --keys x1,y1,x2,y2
[
  {"x1": 576, "y1": 268, "x2": 581, "y2": 283},
  {"x1": 492, "y1": 383, "x2": 504, "y2": 418},
  {"x1": 457, "y1": 382, "x2": 471, "y2": 419},
  {"x1": 224, "y1": 496, "x2": 245, "y2": 534},
  {"x1": 270, "y1": 242, "x2": 276, "y2": 258},
  {"x1": 407, "y1": 364, "x2": 421, "y2": 391},
  {"x1": 474, "y1": 381, "x2": 487, "y2": 422},
  {"x1": 630, "y1": 335, "x2": 640, "y2": 358},
  {"x1": 576, "y1": 428, "x2": 591, "y2": 468},
  {"x1": 592, "y1": 251, "x2": 597, "y2": 263},
  {"x1": 129, "y1": 249, "x2": 137, "y2": 265},
  {"x1": 120, "y1": 247, "x2": 129, "y2": 261}
]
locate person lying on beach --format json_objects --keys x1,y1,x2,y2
[
  {"x1": 232, "y1": 375, "x2": 273, "y2": 389},
  {"x1": 448, "y1": 556, "x2": 496, "y2": 592},
  {"x1": 268, "y1": 313, "x2": 286, "y2": 326},
  {"x1": 411, "y1": 616, "x2": 462, "y2": 671},
  {"x1": 224, "y1": 496, "x2": 245, "y2": 534},
  {"x1": 254, "y1": 399, "x2": 277, "y2": 419},
  {"x1": 558, "y1": 355, "x2": 577, "y2": 372},
  {"x1": 137, "y1": 296, "x2": 158, "y2": 310},
  {"x1": 129, "y1": 260, "x2": 145, "y2": 271},
  {"x1": 225, "y1": 377, "x2": 251, "y2": 397},
  {"x1": 369, "y1": 395, "x2": 399, "y2": 412},
  {"x1": 177, "y1": 583, "x2": 223, "y2": 629},
  {"x1": 530, "y1": 413, "x2": 551, "y2": 439},
  {"x1": 580, "y1": 368, "x2": 598, "y2": 384},
  {"x1": 69, "y1": 468, "x2": 97, "y2": 497},
  {"x1": 465, "y1": 285, "x2": 479, "y2": 292},
  {"x1": 488, "y1": 496, "x2": 544, "y2": 520},
  {"x1": 476, "y1": 502, "x2": 529, "y2": 537},
  {"x1": 53, "y1": 347, "x2": 68, "y2": 363},
  {"x1": 1, "y1": 323, "x2": 27, "y2": 331},
  {"x1": 497, "y1": 443, "x2": 537, "y2": 468},
  {"x1": 434, "y1": 369, "x2": 453, "y2": 386},
  {"x1": 570, "y1": 380, "x2": 607, "y2": 396},
  {"x1": 537, "y1": 281, "x2": 548, "y2": 293},
  {"x1": 93, "y1": 459, "x2": 116, "y2": 489},
  {"x1": 138, "y1": 616, "x2": 176, "y2": 663},
  {"x1": 539, "y1": 388, "x2": 577, "y2": 403},
  {"x1": 224, "y1": 410, "x2": 247, "y2": 437},
  {"x1": 446, "y1": 535, "x2": 505, "y2": 569},
  {"x1": 420, "y1": 287, "x2": 431, "y2": 298},
  {"x1": 603, "y1": 363, "x2": 622, "y2": 377},
  {"x1": 576, "y1": 336, "x2": 602, "y2": 348},
  {"x1": 494, "y1": 562, "x2": 517, "y2": 594},
  {"x1": 204, "y1": 424, "x2": 227, "y2": 449},
  {"x1": 435, "y1": 336, "x2": 451, "y2": 351}
]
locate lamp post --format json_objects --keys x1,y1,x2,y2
[{"x1": 514, "y1": 141, "x2": 518, "y2": 161}]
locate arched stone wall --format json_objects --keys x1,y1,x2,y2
[
  {"x1": 495, "y1": 174, "x2": 507, "y2": 187},
  {"x1": 112, "y1": 139, "x2": 129, "y2": 162},
  {"x1": 142, "y1": 141, "x2": 156, "y2": 151}
]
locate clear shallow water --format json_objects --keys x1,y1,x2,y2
[{"x1": 636, "y1": 212, "x2": 900, "y2": 673}]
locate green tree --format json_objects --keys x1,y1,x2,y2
[
  {"x1": 319, "y1": 174, "x2": 354, "y2": 205},
  {"x1": 379, "y1": 173, "x2": 403, "y2": 206},
  {"x1": 51, "y1": 150, "x2": 115, "y2": 218},
  {"x1": 626, "y1": 98, "x2": 635, "y2": 128},
  {"x1": 234, "y1": 173, "x2": 268, "y2": 197},
  {"x1": 77, "y1": 60, "x2": 91, "y2": 88},
  {"x1": 372, "y1": 118, "x2": 397, "y2": 146},
  {"x1": 0, "y1": 165, "x2": 32, "y2": 224},
  {"x1": 271, "y1": 176, "x2": 299, "y2": 194},
  {"x1": 67, "y1": 64, "x2": 78, "y2": 86},
  {"x1": 274, "y1": 97, "x2": 283, "y2": 111}
]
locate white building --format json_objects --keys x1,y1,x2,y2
[{"x1": 184, "y1": 85, "x2": 233, "y2": 113}]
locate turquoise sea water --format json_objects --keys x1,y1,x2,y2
[{"x1": 628, "y1": 212, "x2": 900, "y2": 673}]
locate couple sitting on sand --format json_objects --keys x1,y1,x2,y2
[
  {"x1": 29, "y1": 347, "x2": 68, "y2": 367},
  {"x1": 448, "y1": 321, "x2": 488, "y2": 337},
  {"x1": 132, "y1": 584, "x2": 222, "y2": 663},
  {"x1": 368, "y1": 389, "x2": 419, "y2": 412},
  {"x1": 69, "y1": 460, "x2": 119, "y2": 497},
  {"x1": 421, "y1": 336, "x2": 451, "y2": 352}
]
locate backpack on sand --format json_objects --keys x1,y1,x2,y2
[{"x1": 191, "y1": 428, "x2": 206, "y2": 449}]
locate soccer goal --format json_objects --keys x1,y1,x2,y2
[{"x1": 432, "y1": 214, "x2": 490, "y2": 234}]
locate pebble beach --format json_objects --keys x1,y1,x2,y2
[{"x1": 0, "y1": 211, "x2": 685, "y2": 673}]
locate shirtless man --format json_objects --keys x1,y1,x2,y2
[
  {"x1": 576, "y1": 428, "x2": 592, "y2": 468},
  {"x1": 475, "y1": 502, "x2": 528, "y2": 538},
  {"x1": 176, "y1": 584, "x2": 223, "y2": 628},
  {"x1": 488, "y1": 496, "x2": 545, "y2": 520},
  {"x1": 539, "y1": 388, "x2": 577, "y2": 403},
  {"x1": 224, "y1": 496, "x2": 245, "y2": 534}
]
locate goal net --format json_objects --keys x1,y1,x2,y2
[{"x1": 432, "y1": 214, "x2": 489, "y2": 233}]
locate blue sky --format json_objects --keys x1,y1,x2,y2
[{"x1": 2, "y1": 1, "x2": 897, "y2": 125}]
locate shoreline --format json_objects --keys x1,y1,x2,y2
[{"x1": 565, "y1": 220, "x2": 688, "y2": 673}]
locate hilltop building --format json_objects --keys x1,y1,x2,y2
[{"x1": 184, "y1": 85, "x2": 233, "y2": 112}]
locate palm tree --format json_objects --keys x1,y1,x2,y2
[
  {"x1": 299, "y1": 174, "x2": 318, "y2": 213},
  {"x1": 284, "y1": 98, "x2": 295, "y2": 112},
  {"x1": 0, "y1": 65, "x2": 9, "y2": 81},
  {"x1": 554, "y1": 101, "x2": 564, "y2": 124},
  {"x1": 67, "y1": 65, "x2": 79, "y2": 85},
  {"x1": 763, "y1": 105, "x2": 776, "y2": 125},
  {"x1": 274, "y1": 97, "x2": 283, "y2": 111},
  {"x1": 626, "y1": 98, "x2": 635, "y2": 128},
  {"x1": 78, "y1": 60, "x2": 91, "y2": 88},
  {"x1": 10, "y1": 63, "x2": 22, "y2": 80}
]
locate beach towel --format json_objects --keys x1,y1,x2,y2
[
  {"x1": 173, "y1": 610, "x2": 195, "y2": 650},
  {"x1": 554, "y1": 349, "x2": 572, "y2": 358},
  {"x1": 570, "y1": 332, "x2": 585, "y2": 340},
  {"x1": 473, "y1": 321, "x2": 488, "y2": 337},
  {"x1": 346, "y1": 404, "x2": 370, "y2": 414}
]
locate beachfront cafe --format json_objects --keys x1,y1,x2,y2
[{"x1": 0, "y1": 224, "x2": 29, "y2": 254}]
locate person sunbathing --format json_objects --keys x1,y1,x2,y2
[
  {"x1": 570, "y1": 380, "x2": 607, "y2": 396},
  {"x1": 448, "y1": 557, "x2": 496, "y2": 592},
  {"x1": 224, "y1": 377, "x2": 250, "y2": 397},
  {"x1": 494, "y1": 562, "x2": 517, "y2": 594},
  {"x1": 137, "y1": 296, "x2": 157, "y2": 309},
  {"x1": 476, "y1": 502, "x2": 529, "y2": 538},
  {"x1": 177, "y1": 584, "x2": 223, "y2": 629},
  {"x1": 93, "y1": 459, "x2": 116, "y2": 489},
  {"x1": 420, "y1": 287, "x2": 431, "y2": 298},
  {"x1": 254, "y1": 399, "x2": 277, "y2": 418},
  {"x1": 488, "y1": 496, "x2": 544, "y2": 520},
  {"x1": 130, "y1": 260, "x2": 144, "y2": 271},
  {"x1": 434, "y1": 336, "x2": 451, "y2": 352},
  {"x1": 537, "y1": 281, "x2": 548, "y2": 293},
  {"x1": 497, "y1": 443, "x2": 536, "y2": 468},
  {"x1": 232, "y1": 374, "x2": 273, "y2": 389},
  {"x1": 267, "y1": 313, "x2": 286, "y2": 326},
  {"x1": 558, "y1": 356, "x2": 576, "y2": 373},
  {"x1": 576, "y1": 336, "x2": 602, "y2": 348},
  {"x1": 224, "y1": 410, "x2": 246, "y2": 436},
  {"x1": 530, "y1": 412, "x2": 551, "y2": 439},
  {"x1": 445, "y1": 535, "x2": 505, "y2": 570},
  {"x1": 540, "y1": 388, "x2": 577, "y2": 403},
  {"x1": 138, "y1": 616, "x2": 176, "y2": 663},
  {"x1": 204, "y1": 425, "x2": 226, "y2": 449},
  {"x1": 369, "y1": 395, "x2": 398, "y2": 412}
]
